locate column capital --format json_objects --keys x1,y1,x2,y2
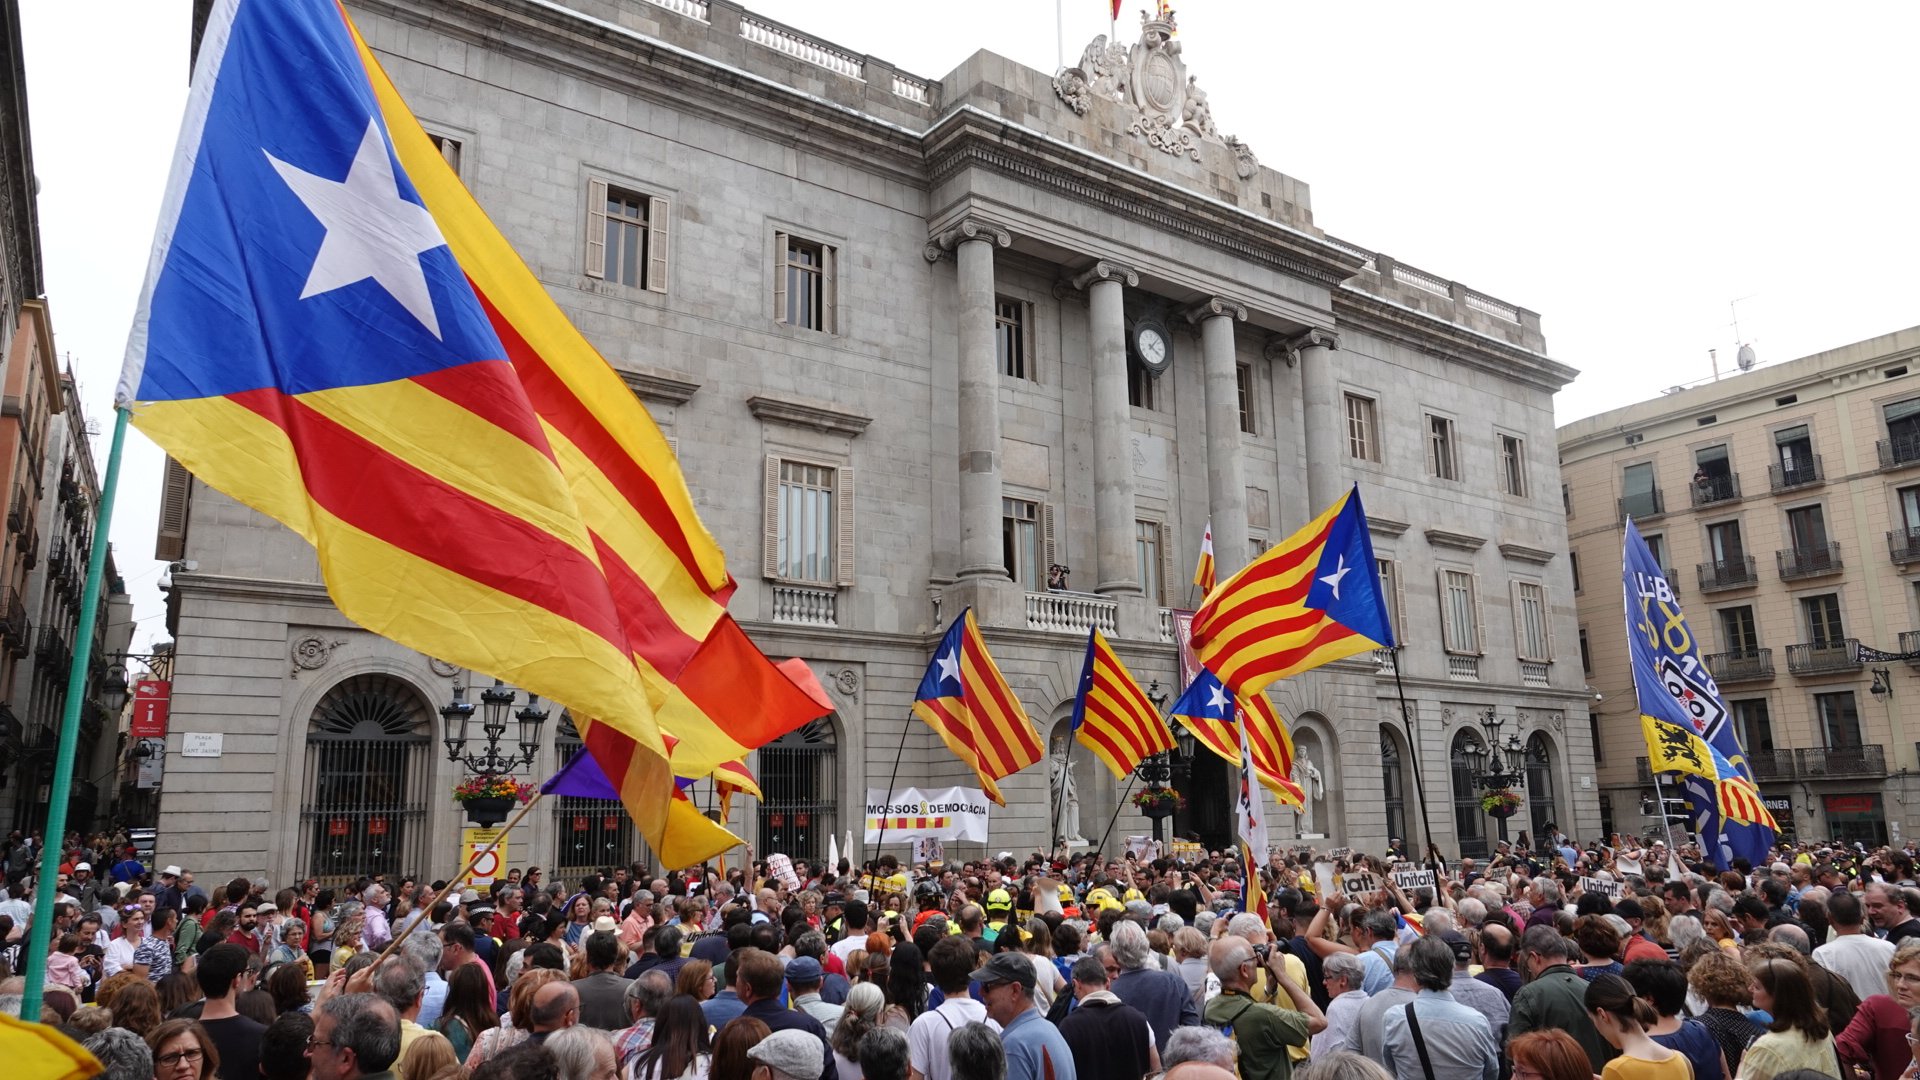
[
  {"x1": 1183, "y1": 296, "x2": 1248, "y2": 324},
  {"x1": 923, "y1": 216, "x2": 1013, "y2": 263},
  {"x1": 1282, "y1": 328, "x2": 1340, "y2": 365},
  {"x1": 1069, "y1": 259, "x2": 1139, "y2": 290}
]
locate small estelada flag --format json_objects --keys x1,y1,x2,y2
[{"x1": 1192, "y1": 519, "x2": 1216, "y2": 596}]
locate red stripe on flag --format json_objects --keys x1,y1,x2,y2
[{"x1": 407, "y1": 362, "x2": 560, "y2": 465}]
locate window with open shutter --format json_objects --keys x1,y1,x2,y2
[
  {"x1": 1472, "y1": 572, "x2": 1486, "y2": 656},
  {"x1": 835, "y1": 467, "x2": 855, "y2": 587},
  {"x1": 772, "y1": 231, "x2": 789, "y2": 323},
  {"x1": 585, "y1": 178, "x2": 608, "y2": 279},
  {"x1": 1041, "y1": 504, "x2": 1057, "y2": 577},
  {"x1": 1157, "y1": 522, "x2": 1176, "y2": 607},
  {"x1": 646, "y1": 195, "x2": 670, "y2": 293},
  {"x1": 1439, "y1": 569, "x2": 1480, "y2": 655},
  {"x1": 822, "y1": 243, "x2": 838, "y2": 334},
  {"x1": 761, "y1": 454, "x2": 781, "y2": 579},
  {"x1": 156, "y1": 456, "x2": 193, "y2": 562}
]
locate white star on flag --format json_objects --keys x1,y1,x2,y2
[
  {"x1": 935, "y1": 649, "x2": 961, "y2": 685},
  {"x1": 267, "y1": 119, "x2": 449, "y2": 338},
  {"x1": 1318, "y1": 553, "x2": 1350, "y2": 600},
  {"x1": 1206, "y1": 683, "x2": 1229, "y2": 712}
]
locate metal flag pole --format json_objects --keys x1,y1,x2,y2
[
  {"x1": 374, "y1": 790, "x2": 545, "y2": 964},
  {"x1": 22, "y1": 406, "x2": 130, "y2": 1022},
  {"x1": 1389, "y1": 650, "x2": 1437, "y2": 861},
  {"x1": 1095, "y1": 773, "x2": 1138, "y2": 856},
  {"x1": 1649, "y1": 767, "x2": 1684, "y2": 856},
  {"x1": 869, "y1": 713, "x2": 913, "y2": 867}
]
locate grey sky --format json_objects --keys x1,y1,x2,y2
[{"x1": 20, "y1": 0, "x2": 1920, "y2": 647}]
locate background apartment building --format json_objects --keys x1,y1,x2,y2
[{"x1": 1562, "y1": 326, "x2": 1920, "y2": 847}]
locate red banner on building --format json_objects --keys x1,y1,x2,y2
[{"x1": 130, "y1": 678, "x2": 172, "y2": 738}]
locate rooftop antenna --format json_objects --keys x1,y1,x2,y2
[
  {"x1": 1710, "y1": 348, "x2": 1720, "y2": 382},
  {"x1": 1731, "y1": 295, "x2": 1759, "y2": 372}
]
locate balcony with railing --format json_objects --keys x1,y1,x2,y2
[
  {"x1": 1901, "y1": 631, "x2": 1920, "y2": 663},
  {"x1": 1799, "y1": 744, "x2": 1886, "y2": 778},
  {"x1": 35, "y1": 628, "x2": 70, "y2": 674},
  {"x1": 769, "y1": 583, "x2": 837, "y2": 627},
  {"x1": 1777, "y1": 542, "x2": 1842, "y2": 581},
  {"x1": 1446, "y1": 655, "x2": 1480, "y2": 682},
  {"x1": 1689, "y1": 472, "x2": 1741, "y2": 508},
  {"x1": 1747, "y1": 748, "x2": 1797, "y2": 781},
  {"x1": 1376, "y1": 648, "x2": 1397, "y2": 675},
  {"x1": 1520, "y1": 660, "x2": 1551, "y2": 687},
  {"x1": 5, "y1": 487, "x2": 22, "y2": 535},
  {"x1": 1025, "y1": 591, "x2": 1118, "y2": 636},
  {"x1": 1785, "y1": 638, "x2": 1860, "y2": 675},
  {"x1": 1698, "y1": 556, "x2": 1759, "y2": 592},
  {"x1": 1891, "y1": 530, "x2": 1920, "y2": 566},
  {"x1": 1618, "y1": 488, "x2": 1665, "y2": 524},
  {"x1": 1879, "y1": 434, "x2": 1920, "y2": 470},
  {"x1": 1769, "y1": 456, "x2": 1824, "y2": 492},
  {"x1": 1705, "y1": 648, "x2": 1774, "y2": 683}
]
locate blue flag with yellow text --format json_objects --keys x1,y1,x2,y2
[{"x1": 1622, "y1": 520, "x2": 1775, "y2": 867}]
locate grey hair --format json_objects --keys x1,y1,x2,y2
[
  {"x1": 1108, "y1": 920, "x2": 1152, "y2": 970},
  {"x1": 948, "y1": 1022, "x2": 1006, "y2": 1080},
  {"x1": 858, "y1": 1027, "x2": 911, "y2": 1080},
  {"x1": 1192, "y1": 911, "x2": 1215, "y2": 935},
  {"x1": 1390, "y1": 943, "x2": 1420, "y2": 975},
  {"x1": 371, "y1": 955, "x2": 426, "y2": 1013},
  {"x1": 319, "y1": 993, "x2": 402, "y2": 1072},
  {"x1": 0, "y1": 994, "x2": 19, "y2": 1018},
  {"x1": 1322, "y1": 951, "x2": 1365, "y2": 987},
  {"x1": 82, "y1": 1028, "x2": 153, "y2": 1080},
  {"x1": 1422, "y1": 909, "x2": 1456, "y2": 936},
  {"x1": 1226, "y1": 913, "x2": 1268, "y2": 941},
  {"x1": 626, "y1": 969, "x2": 674, "y2": 1016},
  {"x1": 1706, "y1": 889, "x2": 1735, "y2": 915},
  {"x1": 1295, "y1": 1051, "x2": 1396, "y2": 1080},
  {"x1": 401, "y1": 928, "x2": 444, "y2": 972},
  {"x1": 1070, "y1": 955, "x2": 1108, "y2": 987},
  {"x1": 1768, "y1": 923, "x2": 1812, "y2": 956},
  {"x1": 1407, "y1": 936, "x2": 1454, "y2": 992},
  {"x1": 545, "y1": 1024, "x2": 614, "y2": 1080},
  {"x1": 1359, "y1": 910, "x2": 1397, "y2": 943},
  {"x1": 1456, "y1": 898, "x2": 1487, "y2": 927},
  {"x1": 1537, "y1": 880, "x2": 1563, "y2": 906},
  {"x1": 1209, "y1": 937, "x2": 1255, "y2": 982},
  {"x1": 1158, "y1": 912, "x2": 1186, "y2": 932},
  {"x1": 1669, "y1": 914, "x2": 1706, "y2": 952},
  {"x1": 1163, "y1": 1026, "x2": 1239, "y2": 1069}
]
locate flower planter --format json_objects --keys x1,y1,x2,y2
[
  {"x1": 1487, "y1": 803, "x2": 1519, "y2": 820},
  {"x1": 462, "y1": 796, "x2": 515, "y2": 827},
  {"x1": 1141, "y1": 802, "x2": 1176, "y2": 821}
]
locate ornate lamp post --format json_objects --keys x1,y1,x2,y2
[
  {"x1": 1468, "y1": 708, "x2": 1526, "y2": 843},
  {"x1": 1132, "y1": 679, "x2": 1191, "y2": 842},
  {"x1": 443, "y1": 679, "x2": 548, "y2": 826}
]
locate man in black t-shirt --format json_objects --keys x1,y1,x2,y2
[{"x1": 195, "y1": 943, "x2": 267, "y2": 1080}]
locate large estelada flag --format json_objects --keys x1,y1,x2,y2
[
  {"x1": 1070, "y1": 628, "x2": 1174, "y2": 778},
  {"x1": 1623, "y1": 519, "x2": 1776, "y2": 866},
  {"x1": 912, "y1": 609, "x2": 1043, "y2": 805},
  {"x1": 118, "y1": 0, "x2": 826, "y2": 866},
  {"x1": 1168, "y1": 668, "x2": 1303, "y2": 805},
  {"x1": 1188, "y1": 485, "x2": 1395, "y2": 698}
]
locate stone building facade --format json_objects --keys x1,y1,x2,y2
[
  {"x1": 156, "y1": 0, "x2": 1595, "y2": 883},
  {"x1": 1562, "y1": 326, "x2": 1920, "y2": 847}
]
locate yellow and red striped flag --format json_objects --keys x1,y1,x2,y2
[
  {"x1": 913, "y1": 609, "x2": 1044, "y2": 805},
  {"x1": 1189, "y1": 486, "x2": 1395, "y2": 698},
  {"x1": 1169, "y1": 669, "x2": 1303, "y2": 805},
  {"x1": 1192, "y1": 518, "x2": 1216, "y2": 596},
  {"x1": 1070, "y1": 629, "x2": 1175, "y2": 778},
  {"x1": 120, "y1": 0, "x2": 826, "y2": 868}
]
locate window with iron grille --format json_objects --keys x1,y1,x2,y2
[
  {"x1": 296, "y1": 675, "x2": 431, "y2": 885},
  {"x1": 757, "y1": 718, "x2": 837, "y2": 864}
]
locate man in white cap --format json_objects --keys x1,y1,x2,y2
[
  {"x1": 747, "y1": 1029, "x2": 827, "y2": 1080},
  {"x1": 70, "y1": 862, "x2": 115, "y2": 914},
  {"x1": 153, "y1": 865, "x2": 187, "y2": 913}
]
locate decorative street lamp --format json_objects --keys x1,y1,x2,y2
[
  {"x1": 444, "y1": 678, "x2": 548, "y2": 826},
  {"x1": 1133, "y1": 679, "x2": 1190, "y2": 842},
  {"x1": 1467, "y1": 707, "x2": 1527, "y2": 842}
]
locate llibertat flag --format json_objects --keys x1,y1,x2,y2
[
  {"x1": 912, "y1": 609, "x2": 1044, "y2": 805},
  {"x1": 118, "y1": 0, "x2": 825, "y2": 867},
  {"x1": 1188, "y1": 485, "x2": 1395, "y2": 698},
  {"x1": 1192, "y1": 519, "x2": 1216, "y2": 596},
  {"x1": 1070, "y1": 628, "x2": 1175, "y2": 778}
]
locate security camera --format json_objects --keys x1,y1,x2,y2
[{"x1": 1593, "y1": 692, "x2": 1605, "y2": 702}]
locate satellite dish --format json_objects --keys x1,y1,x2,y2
[{"x1": 1737, "y1": 343, "x2": 1757, "y2": 371}]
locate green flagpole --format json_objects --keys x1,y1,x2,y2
[{"x1": 21, "y1": 405, "x2": 129, "y2": 1023}]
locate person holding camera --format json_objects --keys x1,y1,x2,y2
[{"x1": 1202, "y1": 935, "x2": 1325, "y2": 1080}]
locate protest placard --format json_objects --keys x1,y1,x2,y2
[
  {"x1": 1581, "y1": 875, "x2": 1622, "y2": 898},
  {"x1": 1339, "y1": 870, "x2": 1378, "y2": 896},
  {"x1": 1314, "y1": 861, "x2": 1337, "y2": 899},
  {"x1": 1391, "y1": 868, "x2": 1436, "y2": 892}
]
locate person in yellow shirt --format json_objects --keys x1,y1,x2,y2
[{"x1": 1587, "y1": 973, "x2": 1691, "y2": 1080}]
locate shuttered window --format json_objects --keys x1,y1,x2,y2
[
  {"x1": 1512, "y1": 581, "x2": 1552, "y2": 661},
  {"x1": 775, "y1": 232, "x2": 836, "y2": 333},
  {"x1": 762, "y1": 457, "x2": 855, "y2": 586},
  {"x1": 585, "y1": 179, "x2": 669, "y2": 292},
  {"x1": 1439, "y1": 569, "x2": 1483, "y2": 655}
]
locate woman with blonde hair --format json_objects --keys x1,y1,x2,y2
[
  {"x1": 331, "y1": 912, "x2": 366, "y2": 968},
  {"x1": 676, "y1": 959, "x2": 715, "y2": 1002},
  {"x1": 1837, "y1": 939, "x2": 1920, "y2": 1080},
  {"x1": 399, "y1": 1029, "x2": 461, "y2": 1080},
  {"x1": 1704, "y1": 908, "x2": 1742, "y2": 952},
  {"x1": 829, "y1": 984, "x2": 885, "y2": 1080},
  {"x1": 467, "y1": 967, "x2": 570, "y2": 1068},
  {"x1": 1740, "y1": 957, "x2": 1840, "y2": 1080}
]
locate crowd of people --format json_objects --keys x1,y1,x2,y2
[{"x1": 7, "y1": 827, "x2": 1920, "y2": 1080}]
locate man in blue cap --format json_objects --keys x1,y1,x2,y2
[
  {"x1": 788, "y1": 956, "x2": 843, "y2": 1034},
  {"x1": 975, "y1": 952, "x2": 1076, "y2": 1080}
]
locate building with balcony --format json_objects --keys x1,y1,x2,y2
[
  {"x1": 1561, "y1": 326, "x2": 1920, "y2": 848},
  {"x1": 157, "y1": 0, "x2": 1594, "y2": 883}
]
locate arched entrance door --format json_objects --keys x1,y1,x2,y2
[
  {"x1": 1451, "y1": 729, "x2": 1488, "y2": 860},
  {"x1": 758, "y1": 716, "x2": 837, "y2": 863},
  {"x1": 1526, "y1": 733, "x2": 1558, "y2": 844},
  {"x1": 297, "y1": 674, "x2": 432, "y2": 882}
]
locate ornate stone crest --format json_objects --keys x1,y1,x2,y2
[
  {"x1": 290, "y1": 635, "x2": 346, "y2": 677},
  {"x1": 1052, "y1": 10, "x2": 1257, "y2": 172}
]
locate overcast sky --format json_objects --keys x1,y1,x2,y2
[{"x1": 19, "y1": 1, "x2": 1920, "y2": 649}]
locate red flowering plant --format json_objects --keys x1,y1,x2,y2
[
  {"x1": 1480, "y1": 789, "x2": 1523, "y2": 817},
  {"x1": 451, "y1": 774, "x2": 536, "y2": 804},
  {"x1": 1132, "y1": 788, "x2": 1187, "y2": 812}
]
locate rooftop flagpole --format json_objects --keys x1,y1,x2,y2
[{"x1": 22, "y1": 404, "x2": 130, "y2": 1022}]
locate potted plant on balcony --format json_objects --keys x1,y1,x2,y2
[
  {"x1": 1480, "y1": 789, "x2": 1523, "y2": 820},
  {"x1": 453, "y1": 774, "x2": 534, "y2": 827},
  {"x1": 1132, "y1": 787, "x2": 1185, "y2": 820}
]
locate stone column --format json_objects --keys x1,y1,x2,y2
[
  {"x1": 928, "y1": 219, "x2": 1013, "y2": 578},
  {"x1": 1292, "y1": 329, "x2": 1342, "y2": 511},
  {"x1": 1191, "y1": 298, "x2": 1250, "y2": 575},
  {"x1": 1072, "y1": 260, "x2": 1141, "y2": 596}
]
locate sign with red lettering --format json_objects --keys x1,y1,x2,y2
[
  {"x1": 328, "y1": 818, "x2": 350, "y2": 836},
  {"x1": 602, "y1": 816, "x2": 618, "y2": 831},
  {"x1": 573, "y1": 815, "x2": 589, "y2": 832},
  {"x1": 130, "y1": 678, "x2": 172, "y2": 738},
  {"x1": 367, "y1": 817, "x2": 388, "y2": 835}
]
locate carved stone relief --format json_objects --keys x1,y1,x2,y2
[
  {"x1": 1052, "y1": 11, "x2": 1257, "y2": 174},
  {"x1": 290, "y1": 635, "x2": 346, "y2": 677}
]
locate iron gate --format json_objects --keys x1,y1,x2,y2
[
  {"x1": 297, "y1": 675, "x2": 432, "y2": 884},
  {"x1": 553, "y1": 736, "x2": 643, "y2": 878},
  {"x1": 757, "y1": 719, "x2": 836, "y2": 863}
]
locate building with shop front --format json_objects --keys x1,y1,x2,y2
[
  {"x1": 1561, "y1": 326, "x2": 1920, "y2": 848},
  {"x1": 156, "y1": 0, "x2": 1596, "y2": 884}
]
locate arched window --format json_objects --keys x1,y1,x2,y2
[
  {"x1": 760, "y1": 717, "x2": 837, "y2": 863},
  {"x1": 552, "y1": 712, "x2": 643, "y2": 876},
  {"x1": 297, "y1": 674, "x2": 431, "y2": 882},
  {"x1": 1526, "y1": 733, "x2": 1557, "y2": 843},
  {"x1": 1451, "y1": 729, "x2": 1488, "y2": 860},
  {"x1": 1381, "y1": 728, "x2": 1407, "y2": 850}
]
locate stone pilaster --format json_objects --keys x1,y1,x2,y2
[
  {"x1": 1190, "y1": 297, "x2": 1250, "y2": 577},
  {"x1": 1292, "y1": 329, "x2": 1342, "y2": 511},
  {"x1": 1072, "y1": 260, "x2": 1142, "y2": 596},
  {"x1": 928, "y1": 218, "x2": 1013, "y2": 578}
]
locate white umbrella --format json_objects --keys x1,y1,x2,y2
[{"x1": 827, "y1": 832, "x2": 840, "y2": 873}]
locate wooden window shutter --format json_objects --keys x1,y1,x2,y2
[
  {"x1": 1543, "y1": 585, "x2": 1558, "y2": 661},
  {"x1": 585, "y1": 178, "x2": 608, "y2": 279},
  {"x1": 772, "y1": 232, "x2": 789, "y2": 324},
  {"x1": 1042, "y1": 503, "x2": 1057, "y2": 573},
  {"x1": 1393, "y1": 565, "x2": 1407, "y2": 644},
  {"x1": 1436, "y1": 569, "x2": 1456, "y2": 652},
  {"x1": 645, "y1": 195, "x2": 670, "y2": 293},
  {"x1": 1024, "y1": 300, "x2": 1037, "y2": 383},
  {"x1": 665, "y1": 436, "x2": 679, "y2": 458},
  {"x1": 1510, "y1": 579, "x2": 1527, "y2": 659},
  {"x1": 823, "y1": 244, "x2": 838, "y2": 334},
  {"x1": 155, "y1": 456, "x2": 193, "y2": 562},
  {"x1": 762, "y1": 454, "x2": 782, "y2": 579},
  {"x1": 835, "y1": 466, "x2": 856, "y2": 587},
  {"x1": 1156, "y1": 522, "x2": 1175, "y2": 607},
  {"x1": 1472, "y1": 571, "x2": 1486, "y2": 656}
]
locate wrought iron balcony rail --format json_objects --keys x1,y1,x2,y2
[
  {"x1": 1689, "y1": 473, "x2": 1741, "y2": 508},
  {"x1": 1704, "y1": 648, "x2": 1773, "y2": 683},
  {"x1": 1785, "y1": 638, "x2": 1860, "y2": 675},
  {"x1": 1698, "y1": 556, "x2": 1759, "y2": 592},
  {"x1": 1778, "y1": 543, "x2": 1842, "y2": 581},
  {"x1": 1769, "y1": 456, "x2": 1824, "y2": 492}
]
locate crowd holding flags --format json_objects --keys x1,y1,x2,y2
[{"x1": 1623, "y1": 520, "x2": 1778, "y2": 865}]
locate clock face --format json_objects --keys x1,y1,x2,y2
[{"x1": 1135, "y1": 323, "x2": 1171, "y2": 371}]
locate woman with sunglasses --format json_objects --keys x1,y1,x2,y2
[{"x1": 1839, "y1": 941, "x2": 1920, "y2": 1079}]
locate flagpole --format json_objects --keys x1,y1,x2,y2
[
  {"x1": 869, "y1": 713, "x2": 912, "y2": 867},
  {"x1": 1649, "y1": 767, "x2": 1683, "y2": 857},
  {"x1": 376, "y1": 790, "x2": 544, "y2": 964},
  {"x1": 22, "y1": 406, "x2": 129, "y2": 1022},
  {"x1": 1389, "y1": 651, "x2": 1437, "y2": 861},
  {"x1": 1095, "y1": 773, "x2": 1138, "y2": 856}
]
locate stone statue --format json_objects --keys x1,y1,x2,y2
[
  {"x1": 1296, "y1": 749, "x2": 1325, "y2": 835},
  {"x1": 1049, "y1": 736, "x2": 1086, "y2": 844},
  {"x1": 1051, "y1": 12, "x2": 1258, "y2": 173},
  {"x1": 1182, "y1": 76, "x2": 1216, "y2": 138}
]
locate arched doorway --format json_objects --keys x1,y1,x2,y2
[
  {"x1": 1380, "y1": 727, "x2": 1409, "y2": 851},
  {"x1": 296, "y1": 674, "x2": 432, "y2": 882},
  {"x1": 758, "y1": 716, "x2": 837, "y2": 863},
  {"x1": 1526, "y1": 732, "x2": 1558, "y2": 844},
  {"x1": 1450, "y1": 729, "x2": 1488, "y2": 860},
  {"x1": 552, "y1": 712, "x2": 643, "y2": 877}
]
